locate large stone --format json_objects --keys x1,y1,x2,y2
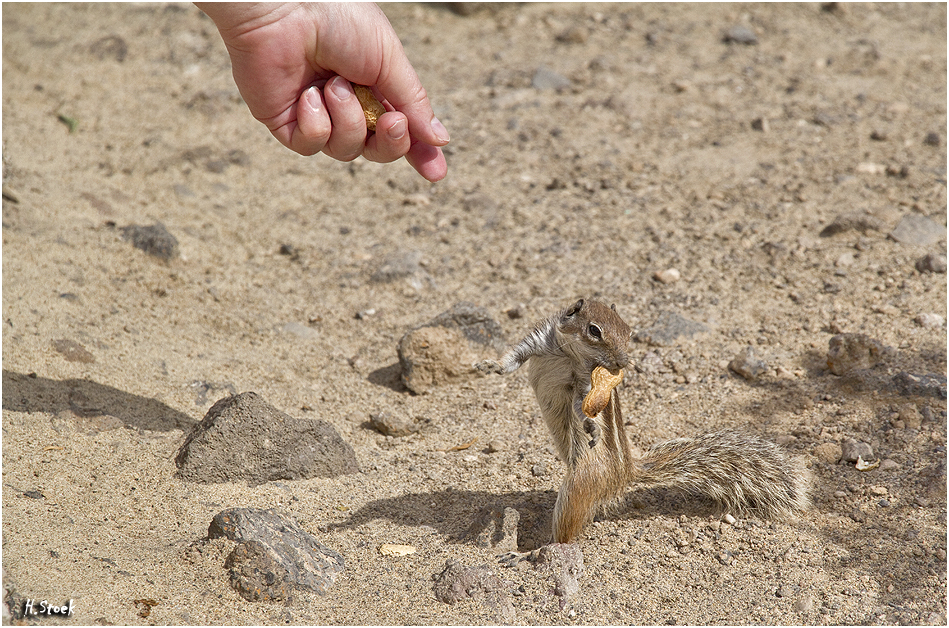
[
  {"x1": 175, "y1": 392, "x2": 359, "y2": 485},
  {"x1": 398, "y1": 303, "x2": 505, "y2": 394},
  {"x1": 209, "y1": 508, "x2": 344, "y2": 601},
  {"x1": 432, "y1": 560, "x2": 515, "y2": 622}
]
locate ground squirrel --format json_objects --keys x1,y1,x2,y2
[{"x1": 476, "y1": 299, "x2": 809, "y2": 545}]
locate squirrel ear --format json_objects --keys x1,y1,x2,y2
[
  {"x1": 565, "y1": 299, "x2": 584, "y2": 317},
  {"x1": 610, "y1": 304, "x2": 617, "y2": 311}
]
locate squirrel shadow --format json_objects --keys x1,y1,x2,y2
[
  {"x1": 2, "y1": 369, "x2": 195, "y2": 432},
  {"x1": 327, "y1": 484, "x2": 727, "y2": 551}
]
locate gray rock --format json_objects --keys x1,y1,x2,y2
[
  {"x1": 841, "y1": 439, "x2": 873, "y2": 463},
  {"x1": 432, "y1": 560, "x2": 515, "y2": 622},
  {"x1": 723, "y1": 25, "x2": 758, "y2": 45},
  {"x1": 535, "y1": 544, "x2": 585, "y2": 606},
  {"x1": 889, "y1": 214, "x2": 946, "y2": 246},
  {"x1": 120, "y1": 222, "x2": 179, "y2": 260},
  {"x1": 371, "y1": 250, "x2": 434, "y2": 290},
  {"x1": 398, "y1": 302, "x2": 506, "y2": 394},
  {"x1": 914, "y1": 313, "x2": 945, "y2": 329},
  {"x1": 636, "y1": 311, "x2": 708, "y2": 347},
  {"x1": 891, "y1": 372, "x2": 947, "y2": 399},
  {"x1": 532, "y1": 66, "x2": 572, "y2": 91},
  {"x1": 368, "y1": 411, "x2": 419, "y2": 437},
  {"x1": 52, "y1": 338, "x2": 95, "y2": 363},
  {"x1": 209, "y1": 508, "x2": 344, "y2": 601},
  {"x1": 728, "y1": 346, "x2": 768, "y2": 380},
  {"x1": 460, "y1": 506, "x2": 520, "y2": 552},
  {"x1": 826, "y1": 333, "x2": 887, "y2": 375},
  {"x1": 916, "y1": 253, "x2": 947, "y2": 273},
  {"x1": 175, "y1": 392, "x2": 359, "y2": 486}
]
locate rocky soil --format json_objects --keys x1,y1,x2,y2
[{"x1": 2, "y1": 2, "x2": 946, "y2": 625}]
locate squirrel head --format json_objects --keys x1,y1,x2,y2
[{"x1": 557, "y1": 298, "x2": 632, "y2": 372}]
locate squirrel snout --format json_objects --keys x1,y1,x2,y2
[{"x1": 610, "y1": 351, "x2": 630, "y2": 371}]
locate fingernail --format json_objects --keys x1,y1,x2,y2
[
  {"x1": 388, "y1": 118, "x2": 407, "y2": 141},
  {"x1": 329, "y1": 77, "x2": 352, "y2": 101},
  {"x1": 431, "y1": 116, "x2": 450, "y2": 143},
  {"x1": 304, "y1": 86, "x2": 320, "y2": 111}
]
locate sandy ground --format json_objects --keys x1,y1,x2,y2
[{"x1": 2, "y1": 2, "x2": 947, "y2": 625}]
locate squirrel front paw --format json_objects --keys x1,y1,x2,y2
[
  {"x1": 474, "y1": 359, "x2": 504, "y2": 375},
  {"x1": 583, "y1": 417, "x2": 602, "y2": 448}
]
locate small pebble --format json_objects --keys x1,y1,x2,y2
[
  {"x1": 869, "y1": 485, "x2": 888, "y2": 496},
  {"x1": 916, "y1": 253, "x2": 947, "y2": 274},
  {"x1": 879, "y1": 459, "x2": 900, "y2": 472},
  {"x1": 835, "y1": 251, "x2": 855, "y2": 267},
  {"x1": 914, "y1": 313, "x2": 944, "y2": 329},
  {"x1": 841, "y1": 439, "x2": 873, "y2": 463},
  {"x1": 923, "y1": 132, "x2": 941, "y2": 146},
  {"x1": 485, "y1": 440, "x2": 503, "y2": 454},
  {"x1": 531, "y1": 462, "x2": 547, "y2": 477},
  {"x1": 723, "y1": 25, "x2": 758, "y2": 45},
  {"x1": 794, "y1": 596, "x2": 815, "y2": 612},
  {"x1": 750, "y1": 117, "x2": 769, "y2": 132},
  {"x1": 654, "y1": 268, "x2": 681, "y2": 284},
  {"x1": 728, "y1": 346, "x2": 768, "y2": 380},
  {"x1": 722, "y1": 513, "x2": 737, "y2": 526}
]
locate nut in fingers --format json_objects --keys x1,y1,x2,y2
[
  {"x1": 353, "y1": 84, "x2": 385, "y2": 132},
  {"x1": 582, "y1": 366, "x2": 623, "y2": 418}
]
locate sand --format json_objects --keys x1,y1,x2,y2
[{"x1": 2, "y1": 2, "x2": 946, "y2": 625}]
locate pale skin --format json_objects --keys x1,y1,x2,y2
[{"x1": 196, "y1": 2, "x2": 449, "y2": 182}]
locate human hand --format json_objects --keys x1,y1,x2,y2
[{"x1": 197, "y1": 2, "x2": 449, "y2": 182}]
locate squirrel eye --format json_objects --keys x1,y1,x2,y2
[{"x1": 588, "y1": 324, "x2": 602, "y2": 340}]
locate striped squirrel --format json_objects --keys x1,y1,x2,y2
[{"x1": 476, "y1": 298, "x2": 809, "y2": 546}]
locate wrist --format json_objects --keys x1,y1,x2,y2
[{"x1": 196, "y1": 2, "x2": 301, "y2": 35}]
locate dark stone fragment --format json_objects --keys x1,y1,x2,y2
[
  {"x1": 120, "y1": 222, "x2": 179, "y2": 260},
  {"x1": 210, "y1": 508, "x2": 344, "y2": 601},
  {"x1": 52, "y1": 339, "x2": 95, "y2": 363},
  {"x1": 175, "y1": 392, "x2": 359, "y2": 486},
  {"x1": 432, "y1": 560, "x2": 514, "y2": 622},
  {"x1": 891, "y1": 372, "x2": 948, "y2": 400},
  {"x1": 826, "y1": 333, "x2": 886, "y2": 375},
  {"x1": 915, "y1": 253, "x2": 947, "y2": 274}
]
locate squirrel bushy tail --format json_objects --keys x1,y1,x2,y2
[{"x1": 633, "y1": 430, "x2": 810, "y2": 519}]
